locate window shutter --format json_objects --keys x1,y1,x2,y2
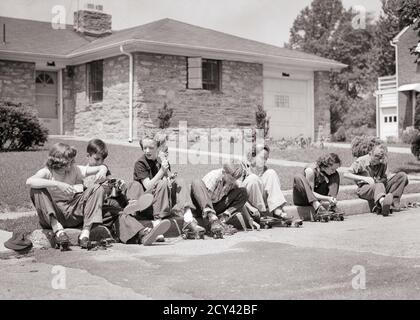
[{"x1": 188, "y1": 57, "x2": 202, "y2": 89}]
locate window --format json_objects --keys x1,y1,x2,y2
[
  {"x1": 36, "y1": 72, "x2": 54, "y2": 85},
  {"x1": 394, "y1": 116, "x2": 397, "y2": 122},
  {"x1": 384, "y1": 117, "x2": 388, "y2": 123},
  {"x1": 275, "y1": 95, "x2": 290, "y2": 108},
  {"x1": 87, "y1": 60, "x2": 103, "y2": 103},
  {"x1": 202, "y1": 59, "x2": 221, "y2": 91},
  {"x1": 187, "y1": 57, "x2": 221, "y2": 91}
]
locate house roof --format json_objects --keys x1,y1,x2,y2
[
  {"x1": 0, "y1": 16, "x2": 345, "y2": 69},
  {"x1": 0, "y1": 16, "x2": 91, "y2": 56}
]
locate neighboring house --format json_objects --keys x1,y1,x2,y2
[
  {"x1": 376, "y1": 24, "x2": 420, "y2": 140},
  {"x1": 0, "y1": 6, "x2": 345, "y2": 142}
]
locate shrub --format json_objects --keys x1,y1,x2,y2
[
  {"x1": 157, "y1": 102, "x2": 174, "y2": 129},
  {"x1": 401, "y1": 126, "x2": 419, "y2": 144},
  {"x1": 346, "y1": 125, "x2": 376, "y2": 139},
  {"x1": 350, "y1": 135, "x2": 383, "y2": 158},
  {"x1": 0, "y1": 101, "x2": 48, "y2": 151},
  {"x1": 332, "y1": 126, "x2": 347, "y2": 142}
]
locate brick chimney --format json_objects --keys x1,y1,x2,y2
[{"x1": 73, "y1": 4, "x2": 112, "y2": 37}]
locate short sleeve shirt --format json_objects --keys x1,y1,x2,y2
[
  {"x1": 83, "y1": 165, "x2": 111, "y2": 189},
  {"x1": 349, "y1": 154, "x2": 387, "y2": 186},
  {"x1": 133, "y1": 153, "x2": 161, "y2": 186},
  {"x1": 46, "y1": 165, "x2": 87, "y2": 202},
  {"x1": 202, "y1": 169, "x2": 225, "y2": 203}
]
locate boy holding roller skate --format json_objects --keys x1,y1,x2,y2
[
  {"x1": 84, "y1": 138, "x2": 169, "y2": 246},
  {"x1": 190, "y1": 162, "x2": 248, "y2": 237},
  {"x1": 133, "y1": 131, "x2": 204, "y2": 239}
]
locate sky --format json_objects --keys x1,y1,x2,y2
[{"x1": 0, "y1": 0, "x2": 382, "y2": 47}]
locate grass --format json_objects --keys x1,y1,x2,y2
[
  {"x1": 1, "y1": 138, "x2": 420, "y2": 215},
  {"x1": 269, "y1": 145, "x2": 418, "y2": 173},
  {"x1": 0, "y1": 216, "x2": 41, "y2": 234}
]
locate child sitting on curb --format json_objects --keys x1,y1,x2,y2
[
  {"x1": 293, "y1": 153, "x2": 342, "y2": 222},
  {"x1": 241, "y1": 144, "x2": 301, "y2": 225},
  {"x1": 83, "y1": 138, "x2": 170, "y2": 246},
  {"x1": 26, "y1": 142, "x2": 110, "y2": 250},
  {"x1": 190, "y1": 162, "x2": 248, "y2": 237},
  {"x1": 344, "y1": 144, "x2": 408, "y2": 216},
  {"x1": 133, "y1": 131, "x2": 204, "y2": 239}
]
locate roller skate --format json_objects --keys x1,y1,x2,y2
[
  {"x1": 52, "y1": 231, "x2": 71, "y2": 251},
  {"x1": 273, "y1": 211, "x2": 303, "y2": 228},
  {"x1": 328, "y1": 204, "x2": 345, "y2": 221},
  {"x1": 90, "y1": 225, "x2": 115, "y2": 246},
  {"x1": 381, "y1": 193, "x2": 393, "y2": 217},
  {"x1": 313, "y1": 205, "x2": 330, "y2": 222},
  {"x1": 182, "y1": 219, "x2": 206, "y2": 240},
  {"x1": 208, "y1": 218, "x2": 225, "y2": 239},
  {"x1": 218, "y1": 211, "x2": 247, "y2": 231}
]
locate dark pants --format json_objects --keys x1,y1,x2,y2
[
  {"x1": 30, "y1": 185, "x2": 105, "y2": 230},
  {"x1": 292, "y1": 172, "x2": 340, "y2": 206},
  {"x1": 138, "y1": 178, "x2": 194, "y2": 220},
  {"x1": 357, "y1": 172, "x2": 408, "y2": 209},
  {"x1": 116, "y1": 179, "x2": 194, "y2": 243},
  {"x1": 190, "y1": 179, "x2": 248, "y2": 218}
]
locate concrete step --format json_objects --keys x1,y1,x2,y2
[{"x1": 283, "y1": 193, "x2": 420, "y2": 221}]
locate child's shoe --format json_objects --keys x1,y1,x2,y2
[{"x1": 313, "y1": 205, "x2": 330, "y2": 222}]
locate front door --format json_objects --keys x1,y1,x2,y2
[{"x1": 35, "y1": 71, "x2": 59, "y2": 134}]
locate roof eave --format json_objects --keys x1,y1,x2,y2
[
  {"x1": 69, "y1": 39, "x2": 347, "y2": 70},
  {"x1": 0, "y1": 39, "x2": 347, "y2": 71}
]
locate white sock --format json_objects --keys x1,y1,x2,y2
[
  {"x1": 80, "y1": 229, "x2": 90, "y2": 239},
  {"x1": 50, "y1": 217, "x2": 64, "y2": 234},
  {"x1": 183, "y1": 208, "x2": 194, "y2": 224}
]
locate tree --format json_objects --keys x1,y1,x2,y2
[
  {"x1": 369, "y1": 0, "x2": 404, "y2": 77},
  {"x1": 398, "y1": 0, "x2": 420, "y2": 62},
  {"x1": 289, "y1": 0, "x2": 377, "y2": 134},
  {"x1": 289, "y1": 0, "x2": 345, "y2": 59}
]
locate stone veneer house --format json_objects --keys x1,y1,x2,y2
[
  {"x1": 376, "y1": 24, "x2": 420, "y2": 140},
  {"x1": 0, "y1": 8, "x2": 345, "y2": 141}
]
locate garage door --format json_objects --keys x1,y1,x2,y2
[{"x1": 263, "y1": 78, "x2": 311, "y2": 139}]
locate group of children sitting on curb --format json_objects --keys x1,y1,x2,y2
[{"x1": 25, "y1": 131, "x2": 409, "y2": 250}]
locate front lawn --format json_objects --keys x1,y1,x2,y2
[{"x1": 270, "y1": 145, "x2": 418, "y2": 173}]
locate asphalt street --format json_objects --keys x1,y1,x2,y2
[{"x1": 1, "y1": 208, "x2": 420, "y2": 300}]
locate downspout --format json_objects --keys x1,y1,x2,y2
[
  {"x1": 390, "y1": 40, "x2": 399, "y2": 138},
  {"x1": 120, "y1": 44, "x2": 134, "y2": 143}
]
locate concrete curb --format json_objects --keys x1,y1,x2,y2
[{"x1": 284, "y1": 193, "x2": 420, "y2": 221}]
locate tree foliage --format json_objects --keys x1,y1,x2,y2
[
  {"x1": 288, "y1": 0, "x2": 410, "y2": 136},
  {"x1": 398, "y1": 0, "x2": 420, "y2": 62}
]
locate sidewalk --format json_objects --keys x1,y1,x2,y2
[{"x1": 324, "y1": 142, "x2": 411, "y2": 154}]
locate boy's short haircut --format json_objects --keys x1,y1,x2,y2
[
  {"x1": 370, "y1": 144, "x2": 388, "y2": 160},
  {"x1": 223, "y1": 162, "x2": 244, "y2": 180},
  {"x1": 46, "y1": 143, "x2": 77, "y2": 170},
  {"x1": 248, "y1": 143, "x2": 270, "y2": 160},
  {"x1": 87, "y1": 139, "x2": 108, "y2": 160},
  {"x1": 316, "y1": 153, "x2": 342, "y2": 169},
  {"x1": 139, "y1": 130, "x2": 165, "y2": 150}
]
